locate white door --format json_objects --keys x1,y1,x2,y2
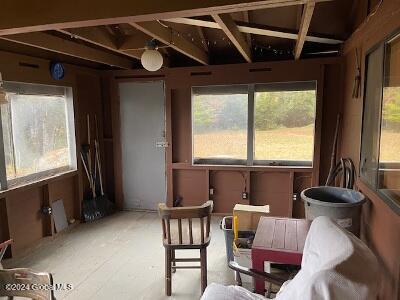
[{"x1": 118, "y1": 81, "x2": 166, "y2": 210}]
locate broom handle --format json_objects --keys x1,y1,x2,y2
[
  {"x1": 80, "y1": 152, "x2": 91, "y2": 186},
  {"x1": 95, "y1": 140, "x2": 104, "y2": 195},
  {"x1": 94, "y1": 115, "x2": 105, "y2": 196},
  {"x1": 87, "y1": 114, "x2": 96, "y2": 198}
]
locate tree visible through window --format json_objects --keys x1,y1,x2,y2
[
  {"x1": 192, "y1": 82, "x2": 317, "y2": 166},
  {"x1": 0, "y1": 82, "x2": 76, "y2": 186},
  {"x1": 254, "y1": 89, "x2": 316, "y2": 163},
  {"x1": 193, "y1": 93, "x2": 248, "y2": 162}
]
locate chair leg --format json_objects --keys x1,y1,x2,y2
[
  {"x1": 200, "y1": 248, "x2": 207, "y2": 294},
  {"x1": 172, "y1": 249, "x2": 176, "y2": 273},
  {"x1": 165, "y1": 248, "x2": 172, "y2": 296}
]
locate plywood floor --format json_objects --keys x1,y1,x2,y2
[{"x1": 3, "y1": 211, "x2": 235, "y2": 300}]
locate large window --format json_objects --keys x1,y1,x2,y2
[
  {"x1": 0, "y1": 82, "x2": 76, "y2": 188},
  {"x1": 192, "y1": 81, "x2": 317, "y2": 166},
  {"x1": 361, "y1": 33, "x2": 400, "y2": 208},
  {"x1": 192, "y1": 86, "x2": 248, "y2": 164}
]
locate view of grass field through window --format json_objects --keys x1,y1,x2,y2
[
  {"x1": 193, "y1": 93, "x2": 248, "y2": 160},
  {"x1": 380, "y1": 87, "x2": 400, "y2": 163},
  {"x1": 254, "y1": 90, "x2": 316, "y2": 162},
  {"x1": 192, "y1": 85, "x2": 317, "y2": 164}
]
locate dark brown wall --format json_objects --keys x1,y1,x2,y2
[
  {"x1": 107, "y1": 58, "x2": 343, "y2": 217},
  {"x1": 0, "y1": 51, "x2": 106, "y2": 256},
  {"x1": 339, "y1": 0, "x2": 400, "y2": 298}
]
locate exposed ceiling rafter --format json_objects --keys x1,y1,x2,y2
[
  {"x1": 0, "y1": 0, "x2": 332, "y2": 36},
  {"x1": 294, "y1": 2, "x2": 315, "y2": 59},
  {"x1": 0, "y1": 32, "x2": 133, "y2": 69},
  {"x1": 129, "y1": 21, "x2": 209, "y2": 65},
  {"x1": 242, "y1": 11, "x2": 252, "y2": 48},
  {"x1": 57, "y1": 27, "x2": 143, "y2": 60},
  {"x1": 197, "y1": 27, "x2": 209, "y2": 52},
  {"x1": 164, "y1": 17, "x2": 342, "y2": 45},
  {"x1": 212, "y1": 14, "x2": 252, "y2": 62},
  {"x1": 118, "y1": 31, "x2": 159, "y2": 51}
]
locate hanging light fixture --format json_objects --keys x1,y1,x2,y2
[
  {"x1": 0, "y1": 72, "x2": 8, "y2": 105},
  {"x1": 141, "y1": 40, "x2": 163, "y2": 72}
]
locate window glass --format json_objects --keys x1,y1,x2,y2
[
  {"x1": 192, "y1": 86, "x2": 248, "y2": 164},
  {"x1": 1, "y1": 82, "x2": 76, "y2": 185},
  {"x1": 254, "y1": 83, "x2": 316, "y2": 165},
  {"x1": 360, "y1": 45, "x2": 384, "y2": 187},
  {"x1": 378, "y1": 35, "x2": 400, "y2": 203}
]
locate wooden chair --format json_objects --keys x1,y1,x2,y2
[
  {"x1": 0, "y1": 268, "x2": 55, "y2": 300},
  {"x1": 0, "y1": 239, "x2": 13, "y2": 269},
  {"x1": 158, "y1": 200, "x2": 213, "y2": 296}
]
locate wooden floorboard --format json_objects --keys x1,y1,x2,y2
[{"x1": 3, "y1": 211, "x2": 234, "y2": 299}]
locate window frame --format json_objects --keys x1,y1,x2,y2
[
  {"x1": 191, "y1": 80, "x2": 318, "y2": 167},
  {"x1": 360, "y1": 29, "x2": 400, "y2": 215},
  {"x1": 0, "y1": 81, "x2": 77, "y2": 190}
]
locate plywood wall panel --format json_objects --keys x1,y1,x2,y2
[
  {"x1": 171, "y1": 88, "x2": 192, "y2": 163},
  {"x1": 173, "y1": 169, "x2": 207, "y2": 207},
  {"x1": 360, "y1": 184, "x2": 400, "y2": 300},
  {"x1": 319, "y1": 63, "x2": 343, "y2": 184},
  {"x1": 210, "y1": 171, "x2": 248, "y2": 213},
  {"x1": 293, "y1": 172, "x2": 312, "y2": 218},
  {"x1": 340, "y1": 1, "x2": 400, "y2": 298},
  {"x1": 0, "y1": 198, "x2": 10, "y2": 245},
  {"x1": 48, "y1": 177, "x2": 76, "y2": 222},
  {"x1": 250, "y1": 172, "x2": 292, "y2": 217},
  {"x1": 6, "y1": 187, "x2": 44, "y2": 256}
]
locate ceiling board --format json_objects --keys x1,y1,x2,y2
[{"x1": 0, "y1": 0, "x2": 332, "y2": 35}]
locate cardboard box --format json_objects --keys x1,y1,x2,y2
[{"x1": 233, "y1": 204, "x2": 270, "y2": 232}]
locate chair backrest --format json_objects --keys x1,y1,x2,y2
[
  {"x1": 158, "y1": 201, "x2": 213, "y2": 246},
  {"x1": 276, "y1": 216, "x2": 380, "y2": 300},
  {"x1": 0, "y1": 239, "x2": 13, "y2": 269},
  {"x1": 0, "y1": 268, "x2": 55, "y2": 300}
]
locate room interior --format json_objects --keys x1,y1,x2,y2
[{"x1": 0, "y1": 0, "x2": 399, "y2": 299}]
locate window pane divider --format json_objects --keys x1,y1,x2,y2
[
  {"x1": 0, "y1": 106, "x2": 8, "y2": 190},
  {"x1": 247, "y1": 84, "x2": 255, "y2": 166}
]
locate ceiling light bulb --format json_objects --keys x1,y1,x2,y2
[{"x1": 141, "y1": 49, "x2": 163, "y2": 72}]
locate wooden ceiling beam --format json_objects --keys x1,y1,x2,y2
[
  {"x1": 57, "y1": 27, "x2": 142, "y2": 60},
  {"x1": 129, "y1": 21, "x2": 209, "y2": 65},
  {"x1": 0, "y1": 32, "x2": 133, "y2": 69},
  {"x1": 294, "y1": 2, "x2": 315, "y2": 59},
  {"x1": 212, "y1": 14, "x2": 252, "y2": 62},
  {"x1": 165, "y1": 17, "x2": 342, "y2": 45},
  {"x1": 242, "y1": 11, "x2": 253, "y2": 48},
  {"x1": 0, "y1": 0, "x2": 332, "y2": 35},
  {"x1": 118, "y1": 31, "x2": 156, "y2": 51},
  {"x1": 197, "y1": 27, "x2": 209, "y2": 52}
]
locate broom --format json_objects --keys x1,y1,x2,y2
[
  {"x1": 82, "y1": 114, "x2": 101, "y2": 222},
  {"x1": 94, "y1": 114, "x2": 114, "y2": 215}
]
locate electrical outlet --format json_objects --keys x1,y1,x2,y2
[
  {"x1": 209, "y1": 188, "x2": 214, "y2": 196},
  {"x1": 242, "y1": 192, "x2": 249, "y2": 200}
]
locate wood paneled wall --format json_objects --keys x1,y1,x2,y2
[
  {"x1": 339, "y1": 0, "x2": 400, "y2": 298},
  {"x1": 106, "y1": 57, "x2": 343, "y2": 216},
  {"x1": 0, "y1": 51, "x2": 107, "y2": 256}
]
